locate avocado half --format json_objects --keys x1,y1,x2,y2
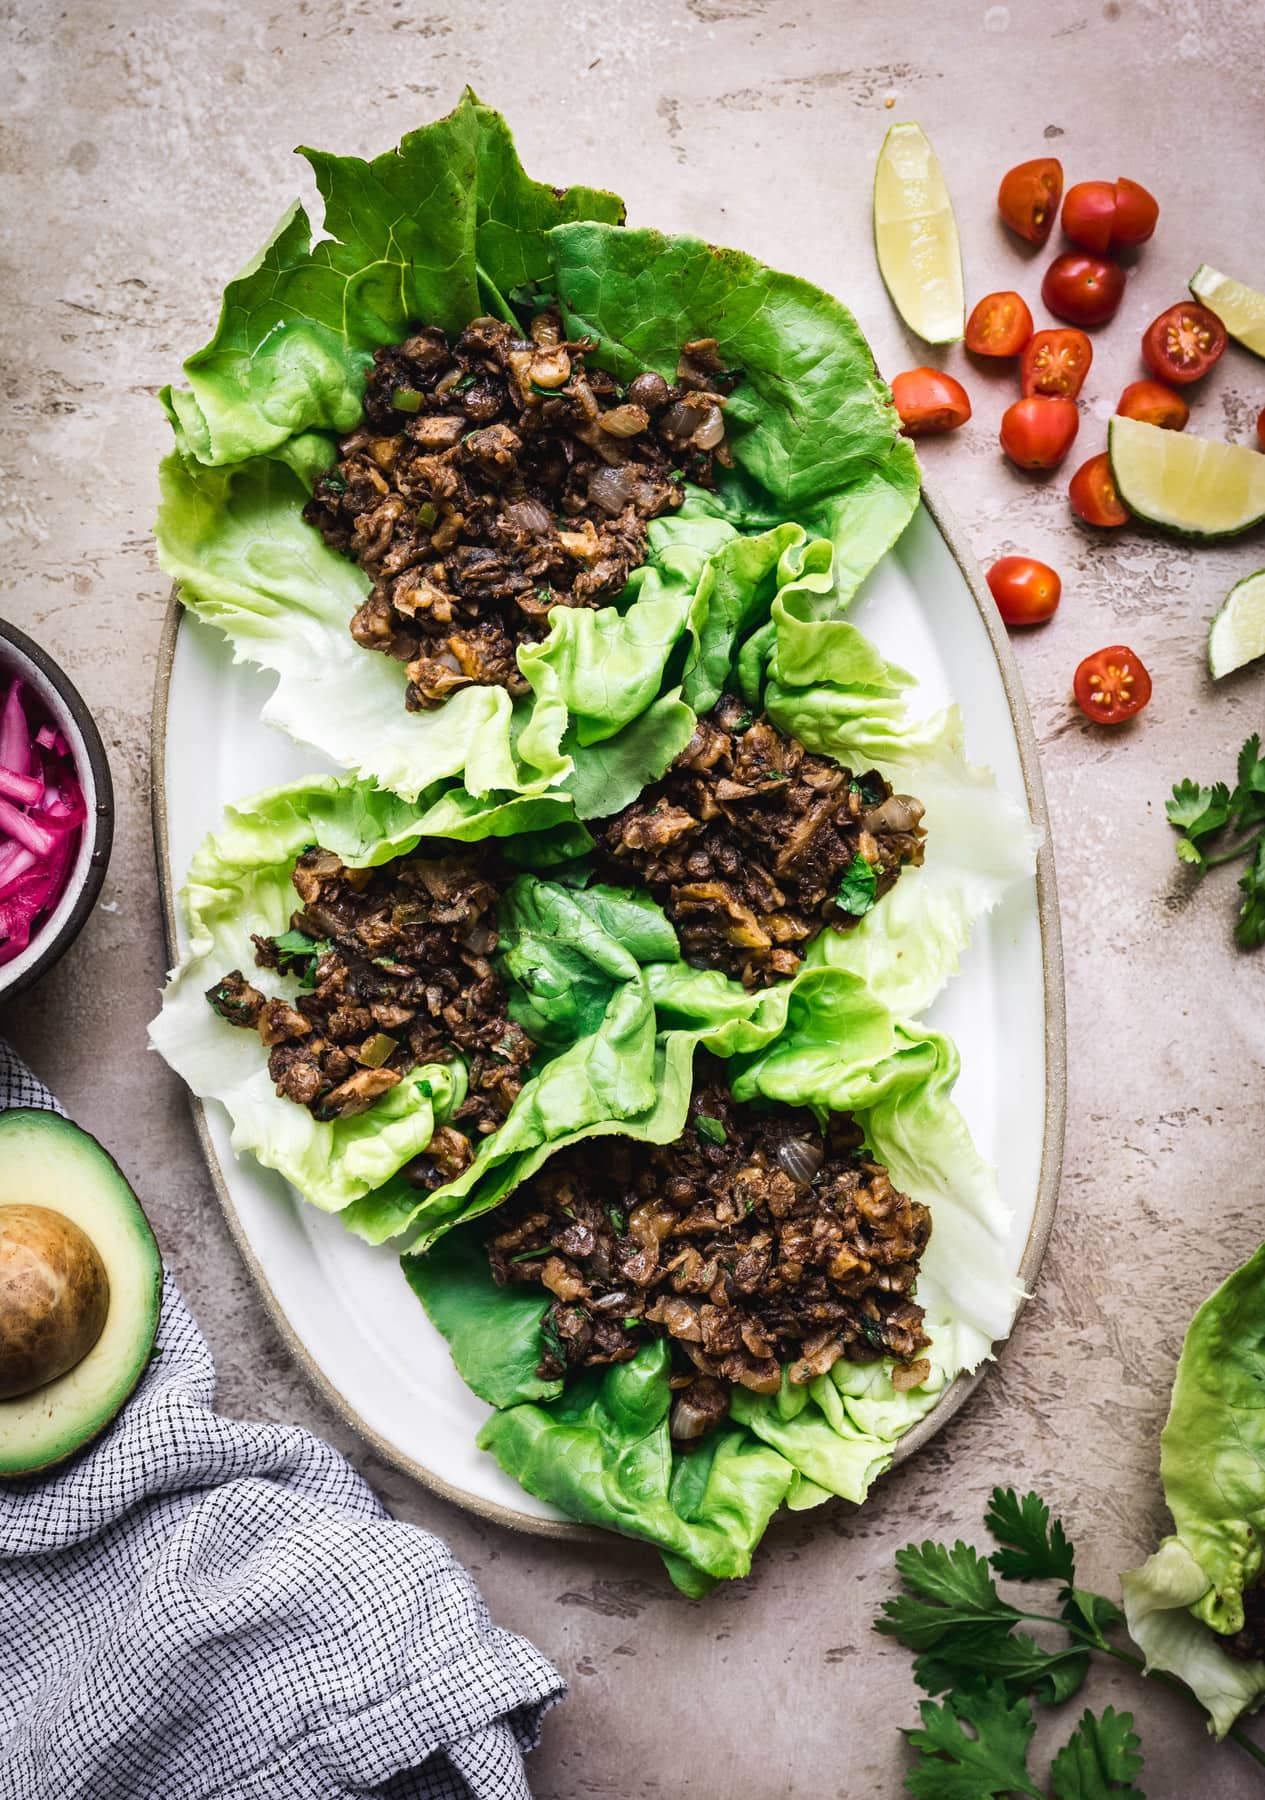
[{"x1": 0, "y1": 1110, "x2": 161, "y2": 1477}]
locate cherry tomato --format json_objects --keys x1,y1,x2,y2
[
  {"x1": 1000, "y1": 396, "x2": 1080, "y2": 470},
  {"x1": 1061, "y1": 181, "x2": 1117, "y2": 254},
  {"x1": 1141, "y1": 302, "x2": 1227, "y2": 385},
  {"x1": 890, "y1": 367, "x2": 972, "y2": 435},
  {"x1": 1021, "y1": 328, "x2": 1093, "y2": 399},
  {"x1": 1116, "y1": 379, "x2": 1189, "y2": 430},
  {"x1": 1111, "y1": 178, "x2": 1159, "y2": 247},
  {"x1": 1042, "y1": 253, "x2": 1126, "y2": 327},
  {"x1": 998, "y1": 157, "x2": 1063, "y2": 246},
  {"x1": 1060, "y1": 177, "x2": 1160, "y2": 252},
  {"x1": 1073, "y1": 646, "x2": 1152, "y2": 725},
  {"x1": 986, "y1": 556, "x2": 1062, "y2": 626},
  {"x1": 1258, "y1": 405, "x2": 1265, "y2": 453},
  {"x1": 965, "y1": 290, "x2": 1034, "y2": 357},
  {"x1": 1068, "y1": 453, "x2": 1128, "y2": 528}
]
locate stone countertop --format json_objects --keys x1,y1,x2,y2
[{"x1": 4, "y1": 0, "x2": 1263, "y2": 1791}]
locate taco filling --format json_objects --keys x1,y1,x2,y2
[
  {"x1": 599, "y1": 694, "x2": 927, "y2": 987},
  {"x1": 206, "y1": 843, "x2": 531, "y2": 1185},
  {"x1": 485, "y1": 1053, "x2": 931, "y2": 1441},
  {"x1": 303, "y1": 309, "x2": 737, "y2": 712}
]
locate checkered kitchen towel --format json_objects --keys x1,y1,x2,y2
[{"x1": 0, "y1": 1042, "x2": 564, "y2": 1800}]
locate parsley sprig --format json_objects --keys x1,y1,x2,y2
[
  {"x1": 876, "y1": 1487, "x2": 1265, "y2": 1794},
  {"x1": 1167, "y1": 733, "x2": 1265, "y2": 946}
]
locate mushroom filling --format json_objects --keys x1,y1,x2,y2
[
  {"x1": 1223, "y1": 1587, "x2": 1265, "y2": 1662},
  {"x1": 303, "y1": 310, "x2": 739, "y2": 712},
  {"x1": 486, "y1": 1055, "x2": 932, "y2": 1443},
  {"x1": 598, "y1": 694, "x2": 928, "y2": 989},
  {"x1": 205, "y1": 845, "x2": 531, "y2": 1187}
]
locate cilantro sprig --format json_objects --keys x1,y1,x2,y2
[
  {"x1": 1167, "y1": 733, "x2": 1265, "y2": 946},
  {"x1": 877, "y1": 1487, "x2": 1265, "y2": 1794}
]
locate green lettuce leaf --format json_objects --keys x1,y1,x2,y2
[
  {"x1": 550, "y1": 222, "x2": 919, "y2": 598},
  {"x1": 162, "y1": 92, "x2": 623, "y2": 465},
  {"x1": 155, "y1": 96, "x2": 922, "y2": 811},
  {"x1": 404, "y1": 961, "x2": 1019, "y2": 1589},
  {"x1": 148, "y1": 775, "x2": 660, "y2": 1230},
  {"x1": 1121, "y1": 1244, "x2": 1265, "y2": 1737}
]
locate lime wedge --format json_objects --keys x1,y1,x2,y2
[
  {"x1": 873, "y1": 123, "x2": 964, "y2": 344},
  {"x1": 1108, "y1": 415, "x2": 1265, "y2": 540},
  {"x1": 1209, "y1": 572, "x2": 1265, "y2": 679},
  {"x1": 1190, "y1": 264, "x2": 1265, "y2": 358}
]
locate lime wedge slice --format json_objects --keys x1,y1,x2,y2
[
  {"x1": 1190, "y1": 264, "x2": 1265, "y2": 358},
  {"x1": 1108, "y1": 415, "x2": 1265, "y2": 540},
  {"x1": 1209, "y1": 571, "x2": 1265, "y2": 679},
  {"x1": 873, "y1": 123, "x2": 964, "y2": 344}
]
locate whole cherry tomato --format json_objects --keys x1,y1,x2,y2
[
  {"x1": 1073, "y1": 646, "x2": 1152, "y2": 725},
  {"x1": 1068, "y1": 453, "x2": 1129, "y2": 528},
  {"x1": 1111, "y1": 178, "x2": 1159, "y2": 247},
  {"x1": 1061, "y1": 181, "x2": 1117, "y2": 254},
  {"x1": 1116, "y1": 379, "x2": 1189, "y2": 430},
  {"x1": 1042, "y1": 253, "x2": 1126, "y2": 327},
  {"x1": 1021, "y1": 328, "x2": 1093, "y2": 399},
  {"x1": 998, "y1": 158, "x2": 1063, "y2": 246},
  {"x1": 890, "y1": 367, "x2": 972, "y2": 435},
  {"x1": 1142, "y1": 302, "x2": 1227, "y2": 385},
  {"x1": 1258, "y1": 405, "x2": 1265, "y2": 453},
  {"x1": 986, "y1": 556, "x2": 1062, "y2": 626},
  {"x1": 1061, "y1": 177, "x2": 1160, "y2": 252},
  {"x1": 1000, "y1": 396, "x2": 1080, "y2": 470},
  {"x1": 965, "y1": 290, "x2": 1034, "y2": 357}
]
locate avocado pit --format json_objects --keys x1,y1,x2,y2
[{"x1": 0, "y1": 1202, "x2": 110, "y2": 1399}]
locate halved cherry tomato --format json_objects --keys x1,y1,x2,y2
[
  {"x1": 1116, "y1": 379, "x2": 1189, "y2": 430},
  {"x1": 965, "y1": 290, "x2": 1034, "y2": 357},
  {"x1": 986, "y1": 556, "x2": 1061, "y2": 626},
  {"x1": 1042, "y1": 253, "x2": 1125, "y2": 327},
  {"x1": 1061, "y1": 181, "x2": 1117, "y2": 254},
  {"x1": 1112, "y1": 178, "x2": 1159, "y2": 247},
  {"x1": 1068, "y1": 453, "x2": 1128, "y2": 528},
  {"x1": 1021, "y1": 328, "x2": 1093, "y2": 399},
  {"x1": 998, "y1": 157, "x2": 1063, "y2": 246},
  {"x1": 1258, "y1": 405, "x2": 1265, "y2": 453},
  {"x1": 1061, "y1": 178, "x2": 1160, "y2": 252},
  {"x1": 890, "y1": 367, "x2": 971, "y2": 435},
  {"x1": 1142, "y1": 302, "x2": 1227, "y2": 385},
  {"x1": 1073, "y1": 646, "x2": 1152, "y2": 725},
  {"x1": 1000, "y1": 396, "x2": 1080, "y2": 470}
]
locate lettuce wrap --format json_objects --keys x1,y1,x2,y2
[
  {"x1": 1122, "y1": 1245, "x2": 1265, "y2": 1738},
  {"x1": 149, "y1": 776, "x2": 677, "y2": 1229},
  {"x1": 404, "y1": 960, "x2": 1020, "y2": 1594},
  {"x1": 155, "y1": 91, "x2": 920, "y2": 809}
]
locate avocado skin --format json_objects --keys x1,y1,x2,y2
[{"x1": 0, "y1": 1111, "x2": 161, "y2": 1477}]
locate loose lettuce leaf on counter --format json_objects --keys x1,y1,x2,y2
[
  {"x1": 1122, "y1": 1245, "x2": 1265, "y2": 1739},
  {"x1": 148, "y1": 775, "x2": 661, "y2": 1229},
  {"x1": 155, "y1": 94, "x2": 922, "y2": 809}
]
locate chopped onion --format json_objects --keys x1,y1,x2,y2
[{"x1": 0, "y1": 673, "x2": 84, "y2": 967}]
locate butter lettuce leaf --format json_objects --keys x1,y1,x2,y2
[
  {"x1": 1122, "y1": 1245, "x2": 1265, "y2": 1738},
  {"x1": 403, "y1": 960, "x2": 1019, "y2": 1591},
  {"x1": 148, "y1": 775, "x2": 660, "y2": 1231},
  {"x1": 155, "y1": 96, "x2": 922, "y2": 809}
]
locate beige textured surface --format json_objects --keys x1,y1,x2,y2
[{"x1": 4, "y1": 0, "x2": 1264, "y2": 1791}]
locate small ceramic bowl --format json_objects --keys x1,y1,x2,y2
[{"x1": 0, "y1": 620, "x2": 114, "y2": 1001}]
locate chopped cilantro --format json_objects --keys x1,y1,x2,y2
[
  {"x1": 623, "y1": 1316, "x2": 640, "y2": 1330},
  {"x1": 1167, "y1": 733, "x2": 1265, "y2": 945},
  {"x1": 695, "y1": 1114, "x2": 727, "y2": 1145},
  {"x1": 836, "y1": 854, "x2": 878, "y2": 917},
  {"x1": 510, "y1": 1246, "x2": 552, "y2": 1263}
]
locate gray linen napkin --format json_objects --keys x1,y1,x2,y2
[{"x1": 0, "y1": 1041, "x2": 564, "y2": 1800}]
